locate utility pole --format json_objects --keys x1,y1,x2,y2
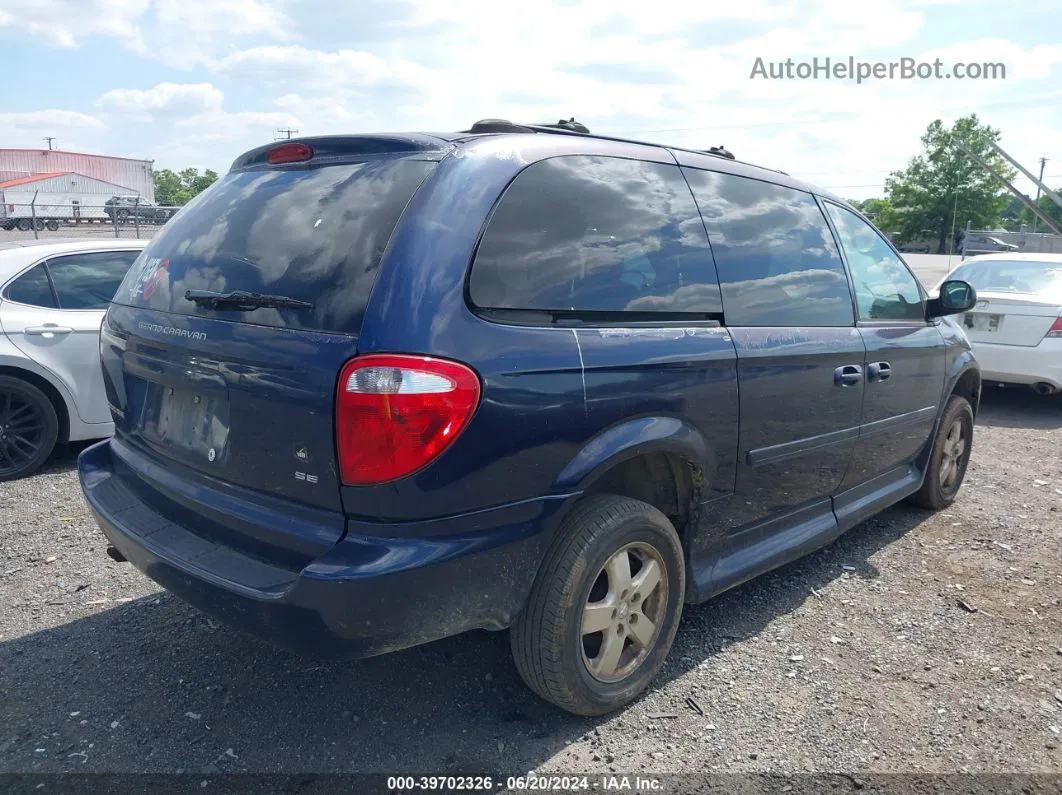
[
  {"x1": 1032, "y1": 157, "x2": 1047, "y2": 233},
  {"x1": 274, "y1": 128, "x2": 299, "y2": 141},
  {"x1": 43, "y1": 137, "x2": 56, "y2": 150}
]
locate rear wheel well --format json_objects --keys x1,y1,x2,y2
[
  {"x1": 0, "y1": 366, "x2": 69, "y2": 444},
  {"x1": 952, "y1": 368, "x2": 981, "y2": 415},
  {"x1": 583, "y1": 452, "x2": 701, "y2": 540}
]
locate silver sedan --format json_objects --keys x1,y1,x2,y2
[{"x1": 0, "y1": 239, "x2": 145, "y2": 479}]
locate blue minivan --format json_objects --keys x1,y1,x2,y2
[{"x1": 79, "y1": 120, "x2": 980, "y2": 715}]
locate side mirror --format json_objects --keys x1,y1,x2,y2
[{"x1": 928, "y1": 279, "x2": 977, "y2": 318}]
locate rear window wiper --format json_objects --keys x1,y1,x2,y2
[{"x1": 184, "y1": 289, "x2": 314, "y2": 311}]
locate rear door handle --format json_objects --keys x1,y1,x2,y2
[
  {"x1": 25, "y1": 325, "x2": 74, "y2": 336},
  {"x1": 833, "y1": 364, "x2": 863, "y2": 388},
  {"x1": 868, "y1": 361, "x2": 892, "y2": 382}
]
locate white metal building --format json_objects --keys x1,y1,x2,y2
[
  {"x1": 0, "y1": 172, "x2": 132, "y2": 195},
  {"x1": 0, "y1": 149, "x2": 154, "y2": 202},
  {"x1": 0, "y1": 172, "x2": 141, "y2": 225}
]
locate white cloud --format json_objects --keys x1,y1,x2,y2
[
  {"x1": 153, "y1": 0, "x2": 291, "y2": 38},
  {"x1": 96, "y1": 83, "x2": 225, "y2": 119},
  {"x1": 209, "y1": 45, "x2": 434, "y2": 90},
  {"x1": 0, "y1": 110, "x2": 108, "y2": 157},
  {"x1": 0, "y1": 109, "x2": 105, "y2": 129},
  {"x1": 0, "y1": 0, "x2": 148, "y2": 51},
  {"x1": 4, "y1": 0, "x2": 1061, "y2": 195},
  {"x1": 0, "y1": 0, "x2": 292, "y2": 62}
]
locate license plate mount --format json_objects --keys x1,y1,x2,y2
[
  {"x1": 151, "y1": 385, "x2": 230, "y2": 462},
  {"x1": 963, "y1": 312, "x2": 1003, "y2": 332}
]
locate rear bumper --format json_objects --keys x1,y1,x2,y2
[
  {"x1": 973, "y1": 338, "x2": 1062, "y2": 389},
  {"x1": 78, "y1": 439, "x2": 568, "y2": 658}
]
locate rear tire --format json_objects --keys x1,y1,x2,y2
[
  {"x1": 511, "y1": 494, "x2": 685, "y2": 715},
  {"x1": 15, "y1": 219, "x2": 31, "y2": 231},
  {"x1": 0, "y1": 376, "x2": 59, "y2": 481},
  {"x1": 909, "y1": 395, "x2": 974, "y2": 510},
  {"x1": 45, "y1": 219, "x2": 60, "y2": 231}
]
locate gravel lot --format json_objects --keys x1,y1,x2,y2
[{"x1": 0, "y1": 259, "x2": 1059, "y2": 778}]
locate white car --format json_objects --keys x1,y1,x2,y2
[
  {"x1": 0, "y1": 239, "x2": 145, "y2": 479},
  {"x1": 938, "y1": 253, "x2": 1062, "y2": 396}
]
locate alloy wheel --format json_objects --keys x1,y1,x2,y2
[
  {"x1": 939, "y1": 418, "x2": 966, "y2": 490},
  {"x1": 581, "y1": 542, "x2": 669, "y2": 683},
  {"x1": 0, "y1": 391, "x2": 47, "y2": 477}
]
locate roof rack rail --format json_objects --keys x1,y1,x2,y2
[
  {"x1": 465, "y1": 117, "x2": 590, "y2": 135},
  {"x1": 466, "y1": 119, "x2": 535, "y2": 134},
  {"x1": 539, "y1": 117, "x2": 590, "y2": 134},
  {"x1": 702, "y1": 146, "x2": 735, "y2": 160},
  {"x1": 460, "y1": 117, "x2": 793, "y2": 174}
]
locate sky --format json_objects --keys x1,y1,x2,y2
[{"x1": 1, "y1": 0, "x2": 1060, "y2": 200}]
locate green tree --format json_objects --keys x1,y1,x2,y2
[
  {"x1": 153, "y1": 167, "x2": 219, "y2": 206},
  {"x1": 1000, "y1": 196, "x2": 1025, "y2": 230},
  {"x1": 856, "y1": 197, "x2": 892, "y2": 218},
  {"x1": 1017, "y1": 190, "x2": 1062, "y2": 231},
  {"x1": 884, "y1": 115, "x2": 1014, "y2": 253}
]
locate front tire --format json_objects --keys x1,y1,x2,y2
[
  {"x1": 511, "y1": 494, "x2": 685, "y2": 715},
  {"x1": 0, "y1": 376, "x2": 60, "y2": 481},
  {"x1": 909, "y1": 395, "x2": 974, "y2": 510}
]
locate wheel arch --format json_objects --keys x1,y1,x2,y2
[
  {"x1": 949, "y1": 360, "x2": 981, "y2": 416},
  {"x1": 551, "y1": 416, "x2": 713, "y2": 544},
  {"x1": 0, "y1": 363, "x2": 71, "y2": 444}
]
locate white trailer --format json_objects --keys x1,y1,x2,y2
[{"x1": 0, "y1": 189, "x2": 111, "y2": 230}]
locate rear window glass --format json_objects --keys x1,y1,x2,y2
[
  {"x1": 951, "y1": 260, "x2": 1062, "y2": 299},
  {"x1": 113, "y1": 159, "x2": 436, "y2": 333},
  {"x1": 48, "y1": 250, "x2": 140, "y2": 310}
]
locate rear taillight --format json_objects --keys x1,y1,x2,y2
[
  {"x1": 1046, "y1": 317, "x2": 1062, "y2": 339},
  {"x1": 335, "y1": 355, "x2": 480, "y2": 485}
]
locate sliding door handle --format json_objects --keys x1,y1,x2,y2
[
  {"x1": 868, "y1": 361, "x2": 892, "y2": 382},
  {"x1": 833, "y1": 364, "x2": 863, "y2": 388}
]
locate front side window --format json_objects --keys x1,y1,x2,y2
[
  {"x1": 469, "y1": 155, "x2": 722, "y2": 317},
  {"x1": 825, "y1": 203, "x2": 924, "y2": 322},
  {"x1": 3, "y1": 264, "x2": 57, "y2": 308},
  {"x1": 682, "y1": 169, "x2": 854, "y2": 327},
  {"x1": 47, "y1": 251, "x2": 140, "y2": 310}
]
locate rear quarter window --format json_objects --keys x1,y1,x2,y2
[
  {"x1": 3, "y1": 263, "x2": 56, "y2": 308},
  {"x1": 469, "y1": 155, "x2": 722, "y2": 318},
  {"x1": 113, "y1": 158, "x2": 436, "y2": 334}
]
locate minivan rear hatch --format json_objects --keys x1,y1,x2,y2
[{"x1": 101, "y1": 144, "x2": 440, "y2": 538}]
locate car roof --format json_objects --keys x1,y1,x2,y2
[
  {"x1": 232, "y1": 127, "x2": 852, "y2": 210},
  {"x1": 0, "y1": 238, "x2": 145, "y2": 280}
]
